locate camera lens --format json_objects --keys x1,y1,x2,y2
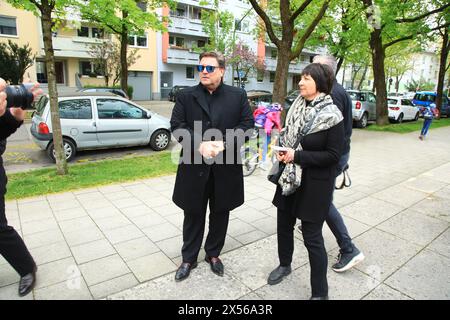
[{"x1": 5, "y1": 83, "x2": 34, "y2": 110}]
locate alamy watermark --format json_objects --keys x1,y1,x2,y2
[{"x1": 366, "y1": 4, "x2": 381, "y2": 30}]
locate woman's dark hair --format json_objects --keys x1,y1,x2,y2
[{"x1": 300, "y1": 63, "x2": 335, "y2": 94}]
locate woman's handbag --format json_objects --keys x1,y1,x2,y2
[{"x1": 267, "y1": 161, "x2": 286, "y2": 185}]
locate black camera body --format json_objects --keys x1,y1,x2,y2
[{"x1": 5, "y1": 83, "x2": 34, "y2": 110}]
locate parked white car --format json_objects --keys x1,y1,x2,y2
[
  {"x1": 387, "y1": 97, "x2": 420, "y2": 123},
  {"x1": 30, "y1": 92, "x2": 171, "y2": 162}
]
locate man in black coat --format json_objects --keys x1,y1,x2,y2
[
  {"x1": 0, "y1": 78, "x2": 40, "y2": 296},
  {"x1": 170, "y1": 52, "x2": 254, "y2": 281},
  {"x1": 310, "y1": 55, "x2": 365, "y2": 272}
]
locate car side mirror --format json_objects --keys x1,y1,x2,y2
[{"x1": 146, "y1": 111, "x2": 152, "y2": 119}]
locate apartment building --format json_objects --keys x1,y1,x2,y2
[
  {"x1": 156, "y1": 0, "x2": 323, "y2": 99},
  {"x1": 0, "y1": 0, "x2": 158, "y2": 100}
]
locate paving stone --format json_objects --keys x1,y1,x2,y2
[
  {"x1": 339, "y1": 228, "x2": 422, "y2": 281},
  {"x1": 409, "y1": 195, "x2": 450, "y2": 222},
  {"x1": 0, "y1": 263, "x2": 19, "y2": 288},
  {"x1": 363, "y1": 284, "x2": 412, "y2": 300},
  {"x1": 227, "y1": 219, "x2": 256, "y2": 237},
  {"x1": 65, "y1": 227, "x2": 105, "y2": 247},
  {"x1": 89, "y1": 273, "x2": 139, "y2": 299},
  {"x1": 71, "y1": 239, "x2": 116, "y2": 264},
  {"x1": 0, "y1": 283, "x2": 33, "y2": 300},
  {"x1": 59, "y1": 216, "x2": 97, "y2": 234},
  {"x1": 21, "y1": 217, "x2": 59, "y2": 236},
  {"x1": 371, "y1": 185, "x2": 428, "y2": 208},
  {"x1": 339, "y1": 197, "x2": 404, "y2": 226},
  {"x1": 129, "y1": 213, "x2": 166, "y2": 229},
  {"x1": 252, "y1": 216, "x2": 278, "y2": 235},
  {"x1": 235, "y1": 230, "x2": 268, "y2": 245},
  {"x1": 126, "y1": 252, "x2": 177, "y2": 282},
  {"x1": 24, "y1": 229, "x2": 65, "y2": 250},
  {"x1": 114, "y1": 237, "x2": 160, "y2": 261},
  {"x1": 103, "y1": 191, "x2": 132, "y2": 201},
  {"x1": 427, "y1": 228, "x2": 450, "y2": 258},
  {"x1": 30, "y1": 241, "x2": 72, "y2": 266},
  {"x1": 111, "y1": 197, "x2": 144, "y2": 209},
  {"x1": 108, "y1": 262, "x2": 250, "y2": 300},
  {"x1": 85, "y1": 206, "x2": 122, "y2": 220},
  {"x1": 103, "y1": 224, "x2": 144, "y2": 245},
  {"x1": 156, "y1": 236, "x2": 183, "y2": 259},
  {"x1": 53, "y1": 207, "x2": 88, "y2": 222},
  {"x1": 152, "y1": 203, "x2": 182, "y2": 217},
  {"x1": 377, "y1": 208, "x2": 448, "y2": 246},
  {"x1": 35, "y1": 277, "x2": 92, "y2": 300},
  {"x1": 49, "y1": 199, "x2": 81, "y2": 212},
  {"x1": 233, "y1": 207, "x2": 269, "y2": 223},
  {"x1": 79, "y1": 255, "x2": 130, "y2": 286},
  {"x1": 401, "y1": 176, "x2": 448, "y2": 194},
  {"x1": 93, "y1": 215, "x2": 132, "y2": 231},
  {"x1": 142, "y1": 222, "x2": 181, "y2": 242},
  {"x1": 120, "y1": 204, "x2": 155, "y2": 218},
  {"x1": 245, "y1": 198, "x2": 275, "y2": 211},
  {"x1": 35, "y1": 257, "x2": 79, "y2": 289},
  {"x1": 385, "y1": 249, "x2": 450, "y2": 300}
]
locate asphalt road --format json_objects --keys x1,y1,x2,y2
[{"x1": 3, "y1": 101, "x2": 177, "y2": 174}]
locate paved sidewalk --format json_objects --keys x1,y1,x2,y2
[{"x1": 0, "y1": 127, "x2": 449, "y2": 300}]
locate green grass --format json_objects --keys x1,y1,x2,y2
[
  {"x1": 6, "y1": 151, "x2": 178, "y2": 200},
  {"x1": 366, "y1": 117, "x2": 450, "y2": 133}
]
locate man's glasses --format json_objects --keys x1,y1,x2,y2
[{"x1": 196, "y1": 65, "x2": 218, "y2": 73}]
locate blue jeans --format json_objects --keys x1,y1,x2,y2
[
  {"x1": 421, "y1": 119, "x2": 432, "y2": 136},
  {"x1": 326, "y1": 153, "x2": 355, "y2": 254}
]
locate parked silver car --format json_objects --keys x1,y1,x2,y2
[
  {"x1": 30, "y1": 92, "x2": 171, "y2": 162},
  {"x1": 347, "y1": 90, "x2": 377, "y2": 128}
]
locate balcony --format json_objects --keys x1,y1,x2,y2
[
  {"x1": 39, "y1": 35, "x2": 107, "y2": 58},
  {"x1": 168, "y1": 16, "x2": 207, "y2": 37},
  {"x1": 167, "y1": 47, "x2": 200, "y2": 65},
  {"x1": 265, "y1": 57, "x2": 310, "y2": 74}
]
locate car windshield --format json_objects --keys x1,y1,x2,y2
[
  {"x1": 414, "y1": 93, "x2": 435, "y2": 102},
  {"x1": 347, "y1": 91, "x2": 363, "y2": 101},
  {"x1": 387, "y1": 98, "x2": 398, "y2": 105}
]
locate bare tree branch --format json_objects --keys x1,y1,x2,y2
[
  {"x1": 395, "y1": 3, "x2": 450, "y2": 23},
  {"x1": 291, "y1": 0, "x2": 330, "y2": 59},
  {"x1": 248, "y1": 0, "x2": 281, "y2": 47},
  {"x1": 289, "y1": 0, "x2": 314, "y2": 23}
]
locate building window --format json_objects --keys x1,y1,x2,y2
[
  {"x1": 169, "y1": 36, "x2": 185, "y2": 48},
  {"x1": 77, "y1": 26, "x2": 89, "y2": 37},
  {"x1": 257, "y1": 70, "x2": 264, "y2": 82},
  {"x1": 92, "y1": 27, "x2": 104, "y2": 39},
  {"x1": 269, "y1": 72, "x2": 275, "y2": 83},
  {"x1": 171, "y1": 7, "x2": 186, "y2": 17},
  {"x1": 197, "y1": 39, "x2": 206, "y2": 48},
  {"x1": 186, "y1": 66, "x2": 195, "y2": 79},
  {"x1": 128, "y1": 34, "x2": 147, "y2": 47},
  {"x1": 0, "y1": 16, "x2": 17, "y2": 36},
  {"x1": 190, "y1": 7, "x2": 202, "y2": 20},
  {"x1": 80, "y1": 61, "x2": 93, "y2": 76}
]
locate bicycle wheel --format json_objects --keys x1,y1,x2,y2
[{"x1": 241, "y1": 146, "x2": 258, "y2": 176}]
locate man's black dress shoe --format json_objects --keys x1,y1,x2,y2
[
  {"x1": 175, "y1": 262, "x2": 198, "y2": 282},
  {"x1": 267, "y1": 265, "x2": 291, "y2": 285},
  {"x1": 19, "y1": 266, "x2": 37, "y2": 297},
  {"x1": 205, "y1": 256, "x2": 224, "y2": 276},
  {"x1": 309, "y1": 296, "x2": 329, "y2": 300}
]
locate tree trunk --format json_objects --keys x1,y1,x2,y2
[
  {"x1": 351, "y1": 65, "x2": 362, "y2": 89},
  {"x1": 436, "y1": 28, "x2": 449, "y2": 119},
  {"x1": 120, "y1": 11, "x2": 129, "y2": 95},
  {"x1": 369, "y1": 29, "x2": 389, "y2": 125},
  {"x1": 272, "y1": 45, "x2": 291, "y2": 120},
  {"x1": 41, "y1": 7, "x2": 67, "y2": 174},
  {"x1": 357, "y1": 65, "x2": 369, "y2": 90},
  {"x1": 336, "y1": 57, "x2": 344, "y2": 75}
]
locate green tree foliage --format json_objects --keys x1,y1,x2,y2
[
  {"x1": 80, "y1": 0, "x2": 172, "y2": 93},
  {"x1": 0, "y1": 40, "x2": 35, "y2": 84}
]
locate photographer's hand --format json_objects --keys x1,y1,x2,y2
[
  {"x1": 0, "y1": 78, "x2": 7, "y2": 117},
  {"x1": 8, "y1": 79, "x2": 42, "y2": 121}
]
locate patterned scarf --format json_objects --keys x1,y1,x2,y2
[{"x1": 278, "y1": 92, "x2": 343, "y2": 196}]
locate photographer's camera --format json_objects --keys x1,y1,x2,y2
[{"x1": 4, "y1": 83, "x2": 34, "y2": 110}]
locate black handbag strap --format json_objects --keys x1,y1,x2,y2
[{"x1": 335, "y1": 164, "x2": 351, "y2": 190}]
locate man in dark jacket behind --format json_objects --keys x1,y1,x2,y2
[
  {"x1": 306, "y1": 55, "x2": 365, "y2": 272},
  {"x1": 0, "y1": 78, "x2": 40, "y2": 296},
  {"x1": 170, "y1": 52, "x2": 254, "y2": 281}
]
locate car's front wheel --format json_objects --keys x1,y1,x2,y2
[
  {"x1": 414, "y1": 112, "x2": 420, "y2": 121},
  {"x1": 47, "y1": 138, "x2": 76, "y2": 163},
  {"x1": 397, "y1": 113, "x2": 404, "y2": 123},
  {"x1": 150, "y1": 129, "x2": 170, "y2": 151}
]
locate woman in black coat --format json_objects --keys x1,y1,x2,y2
[{"x1": 267, "y1": 64, "x2": 344, "y2": 300}]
